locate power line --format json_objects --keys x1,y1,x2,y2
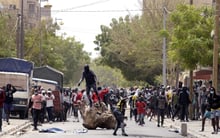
[
  {"x1": 57, "y1": 0, "x2": 110, "y2": 11},
  {"x1": 49, "y1": 7, "x2": 162, "y2": 13},
  {"x1": 13, "y1": 8, "x2": 160, "y2": 14},
  {"x1": 51, "y1": 9, "x2": 144, "y2": 13}
]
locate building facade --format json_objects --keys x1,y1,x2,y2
[{"x1": 0, "y1": 0, "x2": 52, "y2": 28}]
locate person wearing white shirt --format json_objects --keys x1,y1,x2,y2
[
  {"x1": 62, "y1": 90, "x2": 71, "y2": 121},
  {"x1": 45, "y1": 89, "x2": 55, "y2": 123}
]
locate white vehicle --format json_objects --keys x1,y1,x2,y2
[
  {"x1": 0, "y1": 57, "x2": 33, "y2": 119},
  {"x1": 32, "y1": 78, "x2": 58, "y2": 91}
]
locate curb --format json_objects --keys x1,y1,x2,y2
[
  {"x1": 164, "y1": 119, "x2": 209, "y2": 138},
  {"x1": 0, "y1": 121, "x2": 32, "y2": 137}
]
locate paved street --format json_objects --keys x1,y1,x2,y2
[
  {"x1": 3, "y1": 116, "x2": 184, "y2": 138},
  {"x1": 1, "y1": 110, "x2": 220, "y2": 138}
]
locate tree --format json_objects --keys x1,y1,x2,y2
[
  {"x1": 24, "y1": 20, "x2": 91, "y2": 86},
  {"x1": 94, "y1": 0, "x2": 190, "y2": 85},
  {"x1": 0, "y1": 13, "x2": 17, "y2": 57},
  {"x1": 168, "y1": 5, "x2": 213, "y2": 70},
  {"x1": 167, "y1": 4, "x2": 214, "y2": 119},
  {"x1": 90, "y1": 62, "x2": 129, "y2": 88},
  {"x1": 94, "y1": 14, "x2": 163, "y2": 85}
]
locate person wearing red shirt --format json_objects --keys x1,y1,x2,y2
[
  {"x1": 72, "y1": 89, "x2": 84, "y2": 122},
  {"x1": 0, "y1": 88, "x2": 6, "y2": 132},
  {"x1": 92, "y1": 91, "x2": 99, "y2": 104},
  {"x1": 31, "y1": 89, "x2": 43, "y2": 130},
  {"x1": 98, "y1": 87, "x2": 109, "y2": 102},
  {"x1": 136, "y1": 97, "x2": 146, "y2": 126}
]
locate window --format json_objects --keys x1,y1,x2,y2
[
  {"x1": 9, "y1": 4, "x2": 16, "y2": 10},
  {"x1": 29, "y1": 4, "x2": 35, "y2": 14}
]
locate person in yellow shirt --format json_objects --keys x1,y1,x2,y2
[
  {"x1": 166, "y1": 86, "x2": 172, "y2": 118},
  {"x1": 132, "y1": 95, "x2": 138, "y2": 122},
  {"x1": 112, "y1": 97, "x2": 128, "y2": 136}
]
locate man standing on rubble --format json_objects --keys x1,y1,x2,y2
[{"x1": 78, "y1": 64, "x2": 100, "y2": 107}]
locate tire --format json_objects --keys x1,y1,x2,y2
[{"x1": 19, "y1": 111, "x2": 25, "y2": 119}]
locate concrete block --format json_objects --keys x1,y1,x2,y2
[{"x1": 181, "y1": 123, "x2": 187, "y2": 136}]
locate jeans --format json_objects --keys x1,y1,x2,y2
[
  {"x1": 138, "y1": 113, "x2": 145, "y2": 125},
  {"x1": 33, "y1": 109, "x2": 41, "y2": 129},
  {"x1": 180, "y1": 104, "x2": 189, "y2": 121},
  {"x1": 46, "y1": 107, "x2": 54, "y2": 122},
  {"x1": 86, "y1": 83, "x2": 100, "y2": 107},
  {"x1": 157, "y1": 108, "x2": 165, "y2": 126},
  {"x1": 113, "y1": 109, "x2": 126, "y2": 135},
  {"x1": 3, "y1": 103, "x2": 12, "y2": 123}
]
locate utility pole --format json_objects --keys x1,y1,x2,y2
[
  {"x1": 20, "y1": 0, "x2": 24, "y2": 59},
  {"x1": 189, "y1": 0, "x2": 194, "y2": 120},
  {"x1": 39, "y1": 0, "x2": 42, "y2": 66},
  {"x1": 16, "y1": 14, "x2": 21, "y2": 58},
  {"x1": 162, "y1": 6, "x2": 167, "y2": 87},
  {"x1": 17, "y1": 0, "x2": 24, "y2": 59},
  {"x1": 213, "y1": 0, "x2": 220, "y2": 92}
]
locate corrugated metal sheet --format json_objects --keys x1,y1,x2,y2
[
  {"x1": 33, "y1": 65, "x2": 64, "y2": 88},
  {"x1": 0, "y1": 57, "x2": 34, "y2": 75}
]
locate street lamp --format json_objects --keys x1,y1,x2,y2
[
  {"x1": 55, "y1": 18, "x2": 63, "y2": 25},
  {"x1": 54, "y1": 18, "x2": 63, "y2": 36}
]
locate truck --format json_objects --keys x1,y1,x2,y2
[
  {"x1": 33, "y1": 66, "x2": 64, "y2": 121},
  {"x1": 0, "y1": 57, "x2": 34, "y2": 119},
  {"x1": 32, "y1": 77, "x2": 58, "y2": 91},
  {"x1": 33, "y1": 65, "x2": 64, "y2": 89}
]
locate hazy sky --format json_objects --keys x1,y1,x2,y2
[{"x1": 44, "y1": 0, "x2": 142, "y2": 58}]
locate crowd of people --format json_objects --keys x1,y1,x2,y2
[
  {"x1": 23, "y1": 80, "x2": 220, "y2": 135},
  {"x1": 0, "y1": 64, "x2": 220, "y2": 136},
  {"x1": 126, "y1": 80, "x2": 220, "y2": 135}
]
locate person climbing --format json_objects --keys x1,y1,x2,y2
[{"x1": 78, "y1": 64, "x2": 100, "y2": 107}]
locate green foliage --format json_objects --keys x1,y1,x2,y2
[
  {"x1": 90, "y1": 63, "x2": 129, "y2": 88},
  {"x1": 0, "y1": 14, "x2": 17, "y2": 57},
  {"x1": 0, "y1": 16, "x2": 90, "y2": 86},
  {"x1": 168, "y1": 4, "x2": 214, "y2": 70},
  {"x1": 95, "y1": 14, "x2": 163, "y2": 85},
  {"x1": 25, "y1": 24, "x2": 90, "y2": 85},
  {"x1": 159, "y1": 29, "x2": 169, "y2": 38}
]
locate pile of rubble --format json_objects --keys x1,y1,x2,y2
[{"x1": 79, "y1": 102, "x2": 116, "y2": 129}]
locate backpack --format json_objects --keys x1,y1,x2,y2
[{"x1": 157, "y1": 96, "x2": 166, "y2": 109}]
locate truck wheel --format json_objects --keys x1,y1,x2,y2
[
  {"x1": 61, "y1": 111, "x2": 65, "y2": 121},
  {"x1": 19, "y1": 112, "x2": 25, "y2": 119}
]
